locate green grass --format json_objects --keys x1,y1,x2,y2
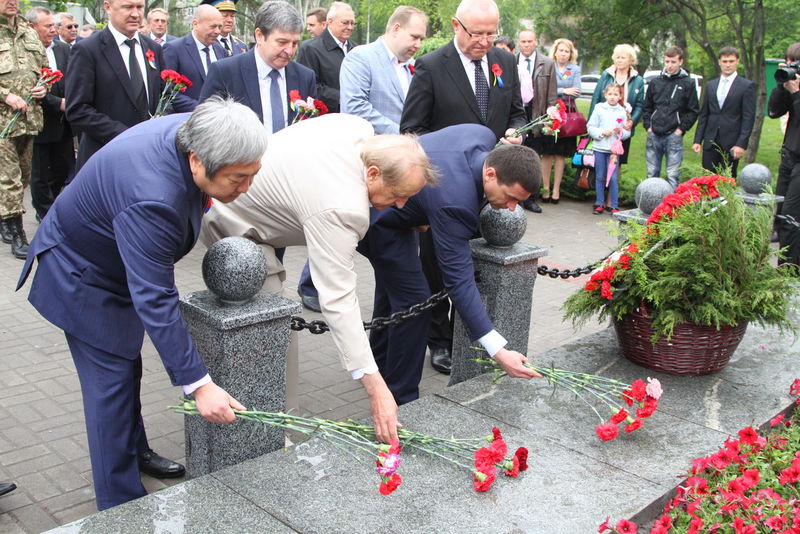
[{"x1": 559, "y1": 98, "x2": 786, "y2": 207}]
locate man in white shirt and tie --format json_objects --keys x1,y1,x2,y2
[
  {"x1": 146, "y1": 8, "x2": 174, "y2": 45},
  {"x1": 162, "y1": 4, "x2": 225, "y2": 112},
  {"x1": 339, "y1": 6, "x2": 427, "y2": 134},
  {"x1": 692, "y1": 46, "x2": 755, "y2": 178}
]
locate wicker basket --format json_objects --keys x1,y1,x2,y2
[{"x1": 612, "y1": 306, "x2": 748, "y2": 375}]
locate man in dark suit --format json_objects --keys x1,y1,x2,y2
[
  {"x1": 358, "y1": 125, "x2": 541, "y2": 404},
  {"x1": 201, "y1": 0, "x2": 247, "y2": 56},
  {"x1": 200, "y1": 1, "x2": 316, "y2": 130},
  {"x1": 146, "y1": 8, "x2": 176, "y2": 45},
  {"x1": 692, "y1": 46, "x2": 755, "y2": 178},
  {"x1": 55, "y1": 12, "x2": 79, "y2": 47},
  {"x1": 17, "y1": 98, "x2": 264, "y2": 511},
  {"x1": 26, "y1": 6, "x2": 74, "y2": 221},
  {"x1": 398, "y1": 0, "x2": 526, "y2": 375},
  {"x1": 296, "y1": 1, "x2": 355, "y2": 113},
  {"x1": 516, "y1": 28, "x2": 556, "y2": 212},
  {"x1": 162, "y1": 4, "x2": 225, "y2": 112},
  {"x1": 65, "y1": 0, "x2": 165, "y2": 171}
]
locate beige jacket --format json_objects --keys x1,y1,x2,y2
[{"x1": 201, "y1": 114, "x2": 375, "y2": 371}]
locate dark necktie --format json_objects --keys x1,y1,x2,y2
[
  {"x1": 220, "y1": 37, "x2": 231, "y2": 56},
  {"x1": 473, "y1": 59, "x2": 489, "y2": 123},
  {"x1": 202, "y1": 46, "x2": 211, "y2": 74},
  {"x1": 124, "y1": 39, "x2": 148, "y2": 121},
  {"x1": 525, "y1": 57, "x2": 531, "y2": 72},
  {"x1": 268, "y1": 69, "x2": 284, "y2": 134}
]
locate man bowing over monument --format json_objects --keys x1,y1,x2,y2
[
  {"x1": 201, "y1": 113, "x2": 437, "y2": 442},
  {"x1": 18, "y1": 98, "x2": 265, "y2": 511}
]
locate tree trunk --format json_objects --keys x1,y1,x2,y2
[{"x1": 745, "y1": 0, "x2": 765, "y2": 163}]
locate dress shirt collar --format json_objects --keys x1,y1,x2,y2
[
  {"x1": 107, "y1": 23, "x2": 141, "y2": 47},
  {"x1": 454, "y1": 42, "x2": 486, "y2": 70},
  {"x1": 380, "y1": 36, "x2": 410, "y2": 67},
  {"x1": 327, "y1": 27, "x2": 348, "y2": 50},
  {"x1": 192, "y1": 32, "x2": 213, "y2": 54},
  {"x1": 519, "y1": 50, "x2": 536, "y2": 67},
  {"x1": 254, "y1": 47, "x2": 285, "y2": 80},
  {"x1": 720, "y1": 71, "x2": 738, "y2": 83}
]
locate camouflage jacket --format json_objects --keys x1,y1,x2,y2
[{"x1": 0, "y1": 15, "x2": 47, "y2": 136}]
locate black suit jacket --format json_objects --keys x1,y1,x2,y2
[
  {"x1": 36, "y1": 40, "x2": 71, "y2": 144},
  {"x1": 65, "y1": 28, "x2": 164, "y2": 170},
  {"x1": 400, "y1": 41, "x2": 526, "y2": 140},
  {"x1": 162, "y1": 34, "x2": 226, "y2": 112},
  {"x1": 295, "y1": 30, "x2": 354, "y2": 112},
  {"x1": 694, "y1": 75, "x2": 756, "y2": 150}
]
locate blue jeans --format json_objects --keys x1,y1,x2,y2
[
  {"x1": 645, "y1": 132, "x2": 684, "y2": 189},
  {"x1": 594, "y1": 150, "x2": 619, "y2": 209}
]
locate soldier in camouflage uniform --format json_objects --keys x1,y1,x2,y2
[{"x1": 0, "y1": 0, "x2": 46, "y2": 259}]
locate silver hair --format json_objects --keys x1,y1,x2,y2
[
  {"x1": 55, "y1": 12, "x2": 75, "y2": 26},
  {"x1": 326, "y1": 1, "x2": 353, "y2": 22},
  {"x1": 25, "y1": 6, "x2": 52, "y2": 24},
  {"x1": 254, "y1": 1, "x2": 303, "y2": 37},
  {"x1": 175, "y1": 97, "x2": 268, "y2": 178}
]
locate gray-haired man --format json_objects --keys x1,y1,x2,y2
[{"x1": 17, "y1": 98, "x2": 266, "y2": 510}]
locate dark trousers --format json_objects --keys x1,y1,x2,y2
[
  {"x1": 358, "y1": 217, "x2": 431, "y2": 404},
  {"x1": 419, "y1": 229, "x2": 453, "y2": 350},
  {"x1": 31, "y1": 135, "x2": 74, "y2": 220},
  {"x1": 776, "y1": 147, "x2": 800, "y2": 266},
  {"x1": 701, "y1": 144, "x2": 740, "y2": 178},
  {"x1": 65, "y1": 333, "x2": 149, "y2": 510}
]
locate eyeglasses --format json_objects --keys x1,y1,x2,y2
[
  {"x1": 63, "y1": 24, "x2": 79, "y2": 29},
  {"x1": 338, "y1": 20, "x2": 355, "y2": 27},
  {"x1": 454, "y1": 17, "x2": 498, "y2": 42}
]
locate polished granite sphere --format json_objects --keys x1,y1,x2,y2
[
  {"x1": 479, "y1": 204, "x2": 527, "y2": 247},
  {"x1": 202, "y1": 237, "x2": 267, "y2": 304},
  {"x1": 635, "y1": 178, "x2": 674, "y2": 215},
  {"x1": 738, "y1": 163, "x2": 771, "y2": 194}
]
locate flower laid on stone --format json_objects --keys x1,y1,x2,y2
[
  {"x1": 598, "y1": 380, "x2": 800, "y2": 533},
  {"x1": 171, "y1": 400, "x2": 528, "y2": 494},
  {"x1": 1, "y1": 67, "x2": 63, "y2": 138},
  {"x1": 152, "y1": 69, "x2": 192, "y2": 118},
  {"x1": 563, "y1": 175, "x2": 797, "y2": 342},
  {"x1": 288, "y1": 90, "x2": 328, "y2": 124},
  {"x1": 477, "y1": 356, "x2": 662, "y2": 442}
]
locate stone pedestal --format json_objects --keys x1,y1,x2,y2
[
  {"x1": 612, "y1": 208, "x2": 647, "y2": 226},
  {"x1": 448, "y1": 239, "x2": 547, "y2": 386},
  {"x1": 180, "y1": 290, "x2": 301, "y2": 478},
  {"x1": 737, "y1": 191, "x2": 784, "y2": 213}
]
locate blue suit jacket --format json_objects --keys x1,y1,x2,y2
[
  {"x1": 199, "y1": 49, "x2": 317, "y2": 124},
  {"x1": 18, "y1": 114, "x2": 208, "y2": 386},
  {"x1": 339, "y1": 37, "x2": 412, "y2": 134},
  {"x1": 162, "y1": 34, "x2": 227, "y2": 112},
  {"x1": 371, "y1": 124, "x2": 497, "y2": 340}
]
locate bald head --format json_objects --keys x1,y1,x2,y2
[
  {"x1": 455, "y1": 0, "x2": 499, "y2": 20},
  {"x1": 193, "y1": 4, "x2": 223, "y2": 46},
  {"x1": 452, "y1": 0, "x2": 499, "y2": 61}
]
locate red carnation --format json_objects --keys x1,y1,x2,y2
[
  {"x1": 289, "y1": 89, "x2": 301, "y2": 102},
  {"x1": 491, "y1": 63, "x2": 502, "y2": 77},
  {"x1": 408, "y1": 63, "x2": 414, "y2": 75},
  {"x1": 514, "y1": 447, "x2": 528, "y2": 471},
  {"x1": 630, "y1": 380, "x2": 647, "y2": 402},
  {"x1": 635, "y1": 398, "x2": 658, "y2": 419},
  {"x1": 596, "y1": 422, "x2": 618, "y2": 441},
  {"x1": 314, "y1": 99, "x2": 329, "y2": 115},
  {"x1": 611, "y1": 409, "x2": 628, "y2": 424},
  {"x1": 503, "y1": 455, "x2": 520, "y2": 477},
  {"x1": 624, "y1": 418, "x2": 643, "y2": 433},
  {"x1": 473, "y1": 466, "x2": 496, "y2": 492},
  {"x1": 378, "y1": 473, "x2": 402, "y2": 495},
  {"x1": 145, "y1": 49, "x2": 155, "y2": 64}
]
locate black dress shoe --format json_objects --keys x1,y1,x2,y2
[
  {"x1": 522, "y1": 199, "x2": 542, "y2": 213},
  {"x1": 300, "y1": 293, "x2": 321, "y2": 313},
  {"x1": 138, "y1": 450, "x2": 185, "y2": 479},
  {"x1": 430, "y1": 347, "x2": 452, "y2": 375},
  {"x1": 0, "y1": 482, "x2": 16, "y2": 496}
]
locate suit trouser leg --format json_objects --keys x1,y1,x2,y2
[
  {"x1": 297, "y1": 261, "x2": 318, "y2": 298},
  {"x1": 65, "y1": 333, "x2": 147, "y2": 510},
  {"x1": 361, "y1": 224, "x2": 430, "y2": 404},
  {"x1": 419, "y1": 229, "x2": 453, "y2": 351},
  {"x1": 777, "y1": 149, "x2": 800, "y2": 266},
  {"x1": 30, "y1": 142, "x2": 51, "y2": 220}
]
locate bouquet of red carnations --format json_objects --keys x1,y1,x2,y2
[
  {"x1": 1, "y1": 67, "x2": 62, "y2": 138},
  {"x1": 152, "y1": 70, "x2": 192, "y2": 118}
]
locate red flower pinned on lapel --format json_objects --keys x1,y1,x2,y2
[
  {"x1": 408, "y1": 63, "x2": 414, "y2": 75},
  {"x1": 145, "y1": 49, "x2": 157, "y2": 70},
  {"x1": 491, "y1": 63, "x2": 504, "y2": 87}
]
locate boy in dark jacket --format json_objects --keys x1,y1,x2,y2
[{"x1": 642, "y1": 46, "x2": 699, "y2": 189}]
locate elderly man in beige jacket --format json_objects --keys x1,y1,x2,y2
[{"x1": 201, "y1": 113, "x2": 436, "y2": 442}]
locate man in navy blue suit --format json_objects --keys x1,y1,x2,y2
[
  {"x1": 65, "y1": 0, "x2": 165, "y2": 171},
  {"x1": 162, "y1": 5, "x2": 225, "y2": 112},
  {"x1": 200, "y1": 1, "x2": 316, "y2": 129},
  {"x1": 17, "y1": 98, "x2": 266, "y2": 511},
  {"x1": 359, "y1": 125, "x2": 542, "y2": 404}
]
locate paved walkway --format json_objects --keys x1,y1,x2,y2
[{"x1": 0, "y1": 195, "x2": 617, "y2": 533}]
